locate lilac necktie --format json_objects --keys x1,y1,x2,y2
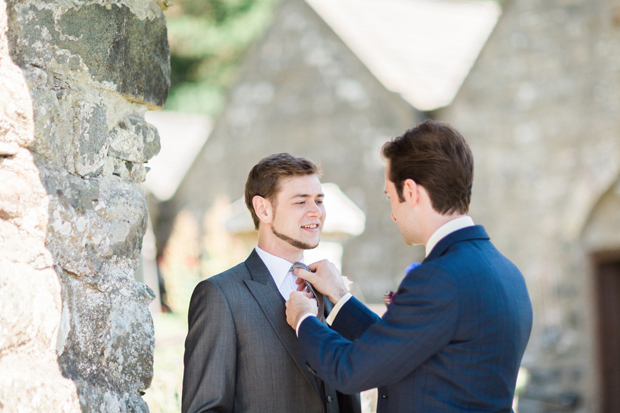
[{"x1": 291, "y1": 262, "x2": 324, "y2": 322}]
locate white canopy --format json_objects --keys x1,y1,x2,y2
[
  {"x1": 306, "y1": 0, "x2": 501, "y2": 111},
  {"x1": 143, "y1": 111, "x2": 212, "y2": 201}
]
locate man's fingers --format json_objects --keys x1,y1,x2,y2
[
  {"x1": 289, "y1": 291, "x2": 303, "y2": 300},
  {"x1": 285, "y1": 292, "x2": 319, "y2": 329},
  {"x1": 288, "y1": 291, "x2": 316, "y2": 303},
  {"x1": 293, "y1": 266, "x2": 316, "y2": 283},
  {"x1": 307, "y1": 260, "x2": 325, "y2": 272}
]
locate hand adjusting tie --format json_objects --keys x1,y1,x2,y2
[{"x1": 291, "y1": 262, "x2": 324, "y2": 322}]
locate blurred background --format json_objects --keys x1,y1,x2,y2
[{"x1": 135, "y1": 0, "x2": 620, "y2": 412}]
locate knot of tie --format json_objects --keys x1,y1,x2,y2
[{"x1": 291, "y1": 262, "x2": 324, "y2": 322}]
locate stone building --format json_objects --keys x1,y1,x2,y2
[
  {"x1": 163, "y1": 0, "x2": 499, "y2": 303},
  {"x1": 436, "y1": 0, "x2": 620, "y2": 411},
  {"x1": 0, "y1": 0, "x2": 169, "y2": 411},
  {"x1": 159, "y1": 0, "x2": 620, "y2": 410}
]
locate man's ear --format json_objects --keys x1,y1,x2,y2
[
  {"x1": 402, "y1": 179, "x2": 418, "y2": 206},
  {"x1": 253, "y1": 195, "x2": 273, "y2": 225}
]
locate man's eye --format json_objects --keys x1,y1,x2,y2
[{"x1": 316, "y1": 200, "x2": 323, "y2": 205}]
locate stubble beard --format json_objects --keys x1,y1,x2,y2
[
  {"x1": 271, "y1": 208, "x2": 319, "y2": 250},
  {"x1": 271, "y1": 225, "x2": 319, "y2": 250}
]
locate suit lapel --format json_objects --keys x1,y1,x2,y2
[
  {"x1": 243, "y1": 250, "x2": 321, "y2": 398},
  {"x1": 423, "y1": 225, "x2": 490, "y2": 263}
]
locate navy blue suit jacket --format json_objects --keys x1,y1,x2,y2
[{"x1": 298, "y1": 226, "x2": 533, "y2": 412}]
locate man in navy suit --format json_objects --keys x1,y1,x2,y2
[{"x1": 286, "y1": 120, "x2": 533, "y2": 412}]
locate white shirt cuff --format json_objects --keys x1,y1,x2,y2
[
  {"x1": 296, "y1": 313, "x2": 316, "y2": 337},
  {"x1": 325, "y1": 293, "x2": 352, "y2": 326}
]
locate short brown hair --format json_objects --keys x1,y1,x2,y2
[
  {"x1": 381, "y1": 120, "x2": 474, "y2": 215},
  {"x1": 245, "y1": 153, "x2": 321, "y2": 229}
]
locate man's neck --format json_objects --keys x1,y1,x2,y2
[
  {"x1": 257, "y1": 231, "x2": 304, "y2": 263},
  {"x1": 421, "y1": 213, "x2": 467, "y2": 248},
  {"x1": 424, "y1": 214, "x2": 474, "y2": 257}
]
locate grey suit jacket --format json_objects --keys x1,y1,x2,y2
[{"x1": 182, "y1": 250, "x2": 360, "y2": 413}]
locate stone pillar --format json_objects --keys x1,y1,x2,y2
[{"x1": 0, "y1": 0, "x2": 170, "y2": 411}]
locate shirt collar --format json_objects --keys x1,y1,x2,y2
[
  {"x1": 254, "y1": 246, "x2": 303, "y2": 289},
  {"x1": 425, "y1": 216, "x2": 475, "y2": 257}
]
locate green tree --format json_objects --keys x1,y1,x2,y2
[{"x1": 163, "y1": 0, "x2": 280, "y2": 115}]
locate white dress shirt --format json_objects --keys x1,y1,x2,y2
[
  {"x1": 424, "y1": 216, "x2": 475, "y2": 257},
  {"x1": 296, "y1": 216, "x2": 476, "y2": 335},
  {"x1": 255, "y1": 246, "x2": 301, "y2": 301}
]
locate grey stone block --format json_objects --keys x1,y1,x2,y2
[
  {"x1": 7, "y1": 1, "x2": 170, "y2": 108},
  {"x1": 109, "y1": 114, "x2": 161, "y2": 164},
  {"x1": 2, "y1": 0, "x2": 165, "y2": 410}
]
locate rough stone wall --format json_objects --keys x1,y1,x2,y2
[
  {"x1": 436, "y1": 0, "x2": 620, "y2": 411},
  {"x1": 169, "y1": 0, "x2": 423, "y2": 302},
  {"x1": 0, "y1": 0, "x2": 169, "y2": 411}
]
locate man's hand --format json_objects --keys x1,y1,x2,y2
[
  {"x1": 294, "y1": 260, "x2": 349, "y2": 304},
  {"x1": 286, "y1": 291, "x2": 318, "y2": 329}
]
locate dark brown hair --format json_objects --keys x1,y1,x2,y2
[
  {"x1": 245, "y1": 153, "x2": 321, "y2": 229},
  {"x1": 381, "y1": 120, "x2": 474, "y2": 215}
]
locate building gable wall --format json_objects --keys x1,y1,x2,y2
[{"x1": 172, "y1": 0, "x2": 423, "y2": 301}]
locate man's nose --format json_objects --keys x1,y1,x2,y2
[{"x1": 307, "y1": 201, "x2": 322, "y2": 216}]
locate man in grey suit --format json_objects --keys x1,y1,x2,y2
[{"x1": 182, "y1": 153, "x2": 360, "y2": 413}]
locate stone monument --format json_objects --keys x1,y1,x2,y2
[{"x1": 0, "y1": 0, "x2": 170, "y2": 410}]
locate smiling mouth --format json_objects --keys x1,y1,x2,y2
[{"x1": 301, "y1": 224, "x2": 319, "y2": 229}]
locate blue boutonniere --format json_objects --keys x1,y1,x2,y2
[{"x1": 405, "y1": 261, "x2": 421, "y2": 274}]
